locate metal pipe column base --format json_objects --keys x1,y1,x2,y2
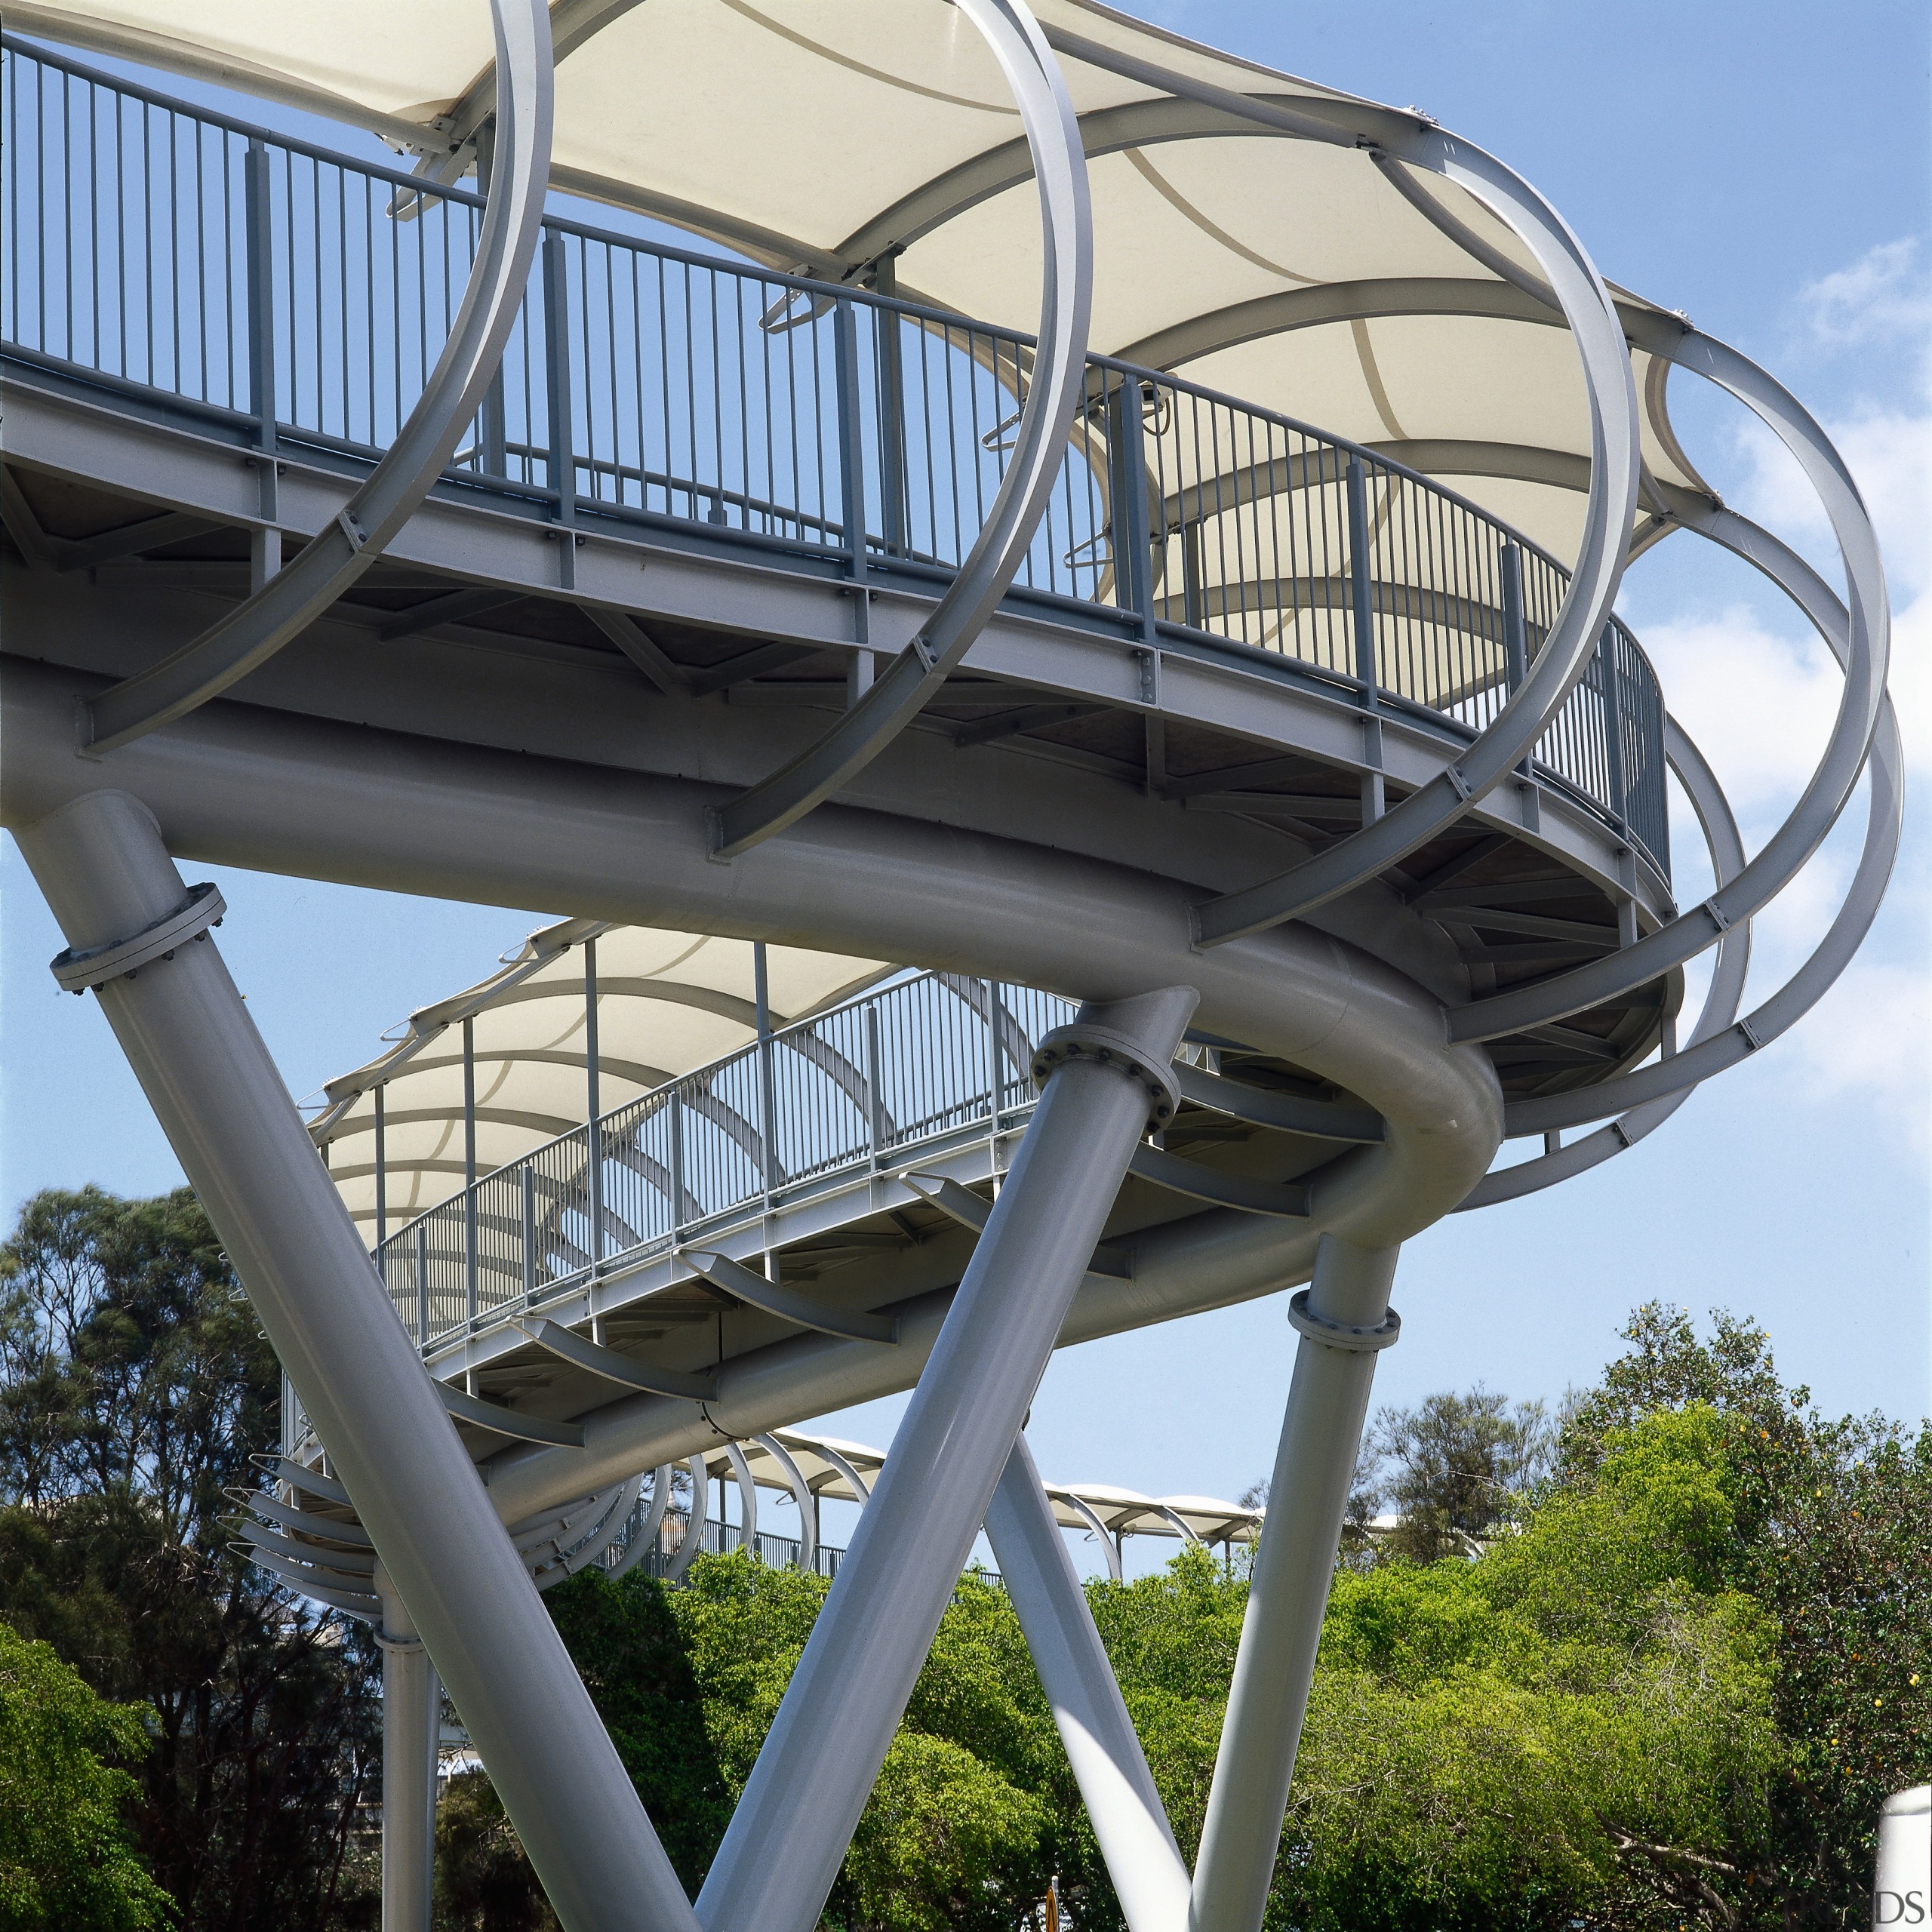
[
  {"x1": 377, "y1": 1569, "x2": 438, "y2": 1932},
  {"x1": 1187, "y1": 1234, "x2": 1401, "y2": 1932}
]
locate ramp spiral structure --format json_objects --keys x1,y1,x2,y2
[{"x1": 1, "y1": 4, "x2": 1897, "y2": 1929}]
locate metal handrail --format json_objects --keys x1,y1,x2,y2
[
  {"x1": 0, "y1": 35, "x2": 1666, "y2": 872},
  {"x1": 368, "y1": 969, "x2": 1070, "y2": 1349}
]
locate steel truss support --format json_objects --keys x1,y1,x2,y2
[
  {"x1": 985, "y1": 1435, "x2": 1191, "y2": 1932},
  {"x1": 1188, "y1": 1235, "x2": 1401, "y2": 1932},
  {"x1": 375, "y1": 1567, "x2": 438, "y2": 1932},
  {"x1": 19, "y1": 791, "x2": 700, "y2": 1932},
  {"x1": 694, "y1": 988, "x2": 1195, "y2": 1932}
]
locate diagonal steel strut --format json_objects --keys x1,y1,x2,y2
[
  {"x1": 20, "y1": 790, "x2": 699, "y2": 1932},
  {"x1": 694, "y1": 988, "x2": 1196, "y2": 1932},
  {"x1": 985, "y1": 1433, "x2": 1192, "y2": 1932}
]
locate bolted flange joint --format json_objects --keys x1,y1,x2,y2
[
  {"x1": 48, "y1": 881, "x2": 226, "y2": 995},
  {"x1": 1031, "y1": 1021, "x2": 1181, "y2": 1131},
  {"x1": 1287, "y1": 1287, "x2": 1401, "y2": 1354}
]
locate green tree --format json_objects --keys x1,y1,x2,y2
[
  {"x1": 1558, "y1": 1304, "x2": 1932, "y2": 1925},
  {"x1": 0, "y1": 1187, "x2": 383, "y2": 1931},
  {"x1": 1355, "y1": 1385, "x2": 1553, "y2": 1561},
  {"x1": 0, "y1": 1617, "x2": 174, "y2": 1930},
  {"x1": 433, "y1": 1770, "x2": 558, "y2": 1932}
]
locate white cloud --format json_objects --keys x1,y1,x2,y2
[
  {"x1": 1641, "y1": 604, "x2": 1842, "y2": 823},
  {"x1": 1783, "y1": 957, "x2": 1932, "y2": 1155},
  {"x1": 1795, "y1": 238, "x2": 1932, "y2": 354}
]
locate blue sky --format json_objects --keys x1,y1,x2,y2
[{"x1": 3, "y1": 2, "x2": 1927, "y2": 1571}]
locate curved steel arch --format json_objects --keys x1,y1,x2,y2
[
  {"x1": 607, "y1": 1461, "x2": 678, "y2": 1580},
  {"x1": 1482, "y1": 527, "x2": 1903, "y2": 1143},
  {"x1": 709, "y1": 0, "x2": 1092, "y2": 857},
  {"x1": 754, "y1": 1433, "x2": 820, "y2": 1574},
  {"x1": 1454, "y1": 712, "x2": 1750, "y2": 1209},
  {"x1": 1446, "y1": 337, "x2": 1891, "y2": 1045},
  {"x1": 83, "y1": 0, "x2": 555, "y2": 755},
  {"x1": 1185, "y1": 122, "x2": 1641, "y2": 946}
]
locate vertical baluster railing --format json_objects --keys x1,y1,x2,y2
[
  {"x1": 1107, "y1": 371, "x2": 1155, "y2": 638},
  {"x1": 521, "y1": 1163, "x2": 537, "y2": 1301},
  {"x1": 242, "y1": 134, "x2": 281, "y2": 591},
  {"x1": 832, "y1": 296, "x2": 869, "y2": 647},
  {"x1": 415, "y1": 1222, "x2": 429, "y2": 1349},
  {"x1": 584, "y1": 936, "x2": 603, "y2": 1271},
  {"x1": 542, "y1": 226, "x2": 575, "y2": 583},
  {"x1": 1345, "y1": 454, "x2": 1385, "y2": 823},
  {"x1": 462, "y1": 1015, "x2": 478, "y2": 1325},
  {"x1": 1500, "y1": 540, "x2": 1537, "y2": 804}
]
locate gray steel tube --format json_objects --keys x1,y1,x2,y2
[
  {"x1": 15, "y1": 791, "x2": 700, "y2": 1932},
  {"x1": 695, "y1": 989, "x2": 1196, "y2": 1932},
  {"x1": 985, "y1": 1435, "x2": 1190, "y2": 1932},
  {"x1": 1187, "y1": 1235, "x2": 1400, "y2": 1932},
  {"x1": 0, "y1": 657, "x2": 1504, "y2": 1257},
  {"x1": 377, "y1": 1569, "x2": 438, "y2": 1932}
]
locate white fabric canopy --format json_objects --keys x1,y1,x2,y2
[
  {"x1": 15, "y1": 0, "x2": 1715, "y2": 566},
  {"x1": 311, "y1": 919, "x2": 887, "y2": 1240},
  {"x1": 729, "y1": 1430, "x2": 1263, "y2": 1546}
]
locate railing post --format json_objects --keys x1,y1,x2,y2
[
  {"x1": 415, "y1": 1223, "x2": 429, "y2": 1349},
  {"x1": 542, "y1": 229, "x2": 576, "y2": 586},
  {"x1": 242, "y1": 138, "x2": 281, "y2": 592},
  {"x1": 1108, "y1": 376, "x2": 1155, "y2": 639},
  {"x1": 870, "y1": 255, "x2": 907, "y2": 558},
  {"x1": 1345, "y1": 454, "x2": 1385, "y2": 823},
  {"x1": 1500, "y1": 540, "x2": 1539, "y2": 830},
  {"x1": 668, "y1": 1088, "x2": 686, "y2": 1237},
  {"x1": 374, "y1": 1084, "x2": 388, "y2": 1250},
  {"x1": 521, "y1": 1164, "x2": 537, "y2": 1300},
  {"x1": 1597, "y1": 626, "x2": 1640, "y2": 946},
  {"x1": 1180, "y1": 519, "x2": 1204, "y2": 632},
  {"x1": 983, "y1": 979, "x2": 1003, "y2": 1128},
  {"x1": 463, "y1": 1017, "x2": 478, "y2": 1324},
  {"x1": 1597, "y1": 625, "x2": 1630, "y2": 834},
  {"x1": 584, "y1": 937, "x2": 603, "y2": 1268},
  {"x1": 832, "y1": 298, "x2": 869, "y2": 645},
  {"x1": 865, "y1": 1001, "x2": 884, "y2": 1164},
  {"x1": 753, "y1": 941, "x2": 779, "y2": 1200},
  {"x1": 473, "y1": 115, "x2": 508, "y2": 478}
]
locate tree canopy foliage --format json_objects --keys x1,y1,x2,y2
[
  {"x1": 445, "y1": 1305, "x2": 1927, "y2": 1932},
  {"x1": 0, "y1": 1617, "x2": 174, "y2": 1931},
  {"x1": 1, "y1": 1186, "x2": 1921, "y2": 1931},
  {"x1": 0, "y1": 1187, "x2": 381, "y2": 1931}
]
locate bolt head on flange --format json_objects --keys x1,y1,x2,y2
[{"x1": 1031, "y1": 1022, "x2": 1181, "y2": 1131}]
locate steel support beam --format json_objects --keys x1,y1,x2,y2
[
  {"x1": 376, "y1": 1568, "x2": 438, "y2": 1932},
  {"x1": 1188, "y1": 1235, "x2": 1401, "y2": 1932},
  {"x1": 17, "y1": 790, "x2": 700, "y2": 1932},
  {"x1": 694, "y1": 988, "x2": 1195, "y2": 1932},
  {"x1": 985, "y1": 1435, "x2": 1190, "y2": 1932}
]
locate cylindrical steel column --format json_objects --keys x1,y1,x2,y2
[
  {"x1": 985, "y1": 1435, "x2": 1189, "y2": 1932},
  {"x1": 17, "y1": 791, "x2": 699, "y2": 1932},
  {"x1": 1187, "y1": 1234, "x2": 1401, "y2": 1932},
  {"x1": 377, "y1": 1567, "x2": 438, "y2": 1932},
  {"x1": 695, "y1": 987, "x2": 1197, "y2": 1932}
]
